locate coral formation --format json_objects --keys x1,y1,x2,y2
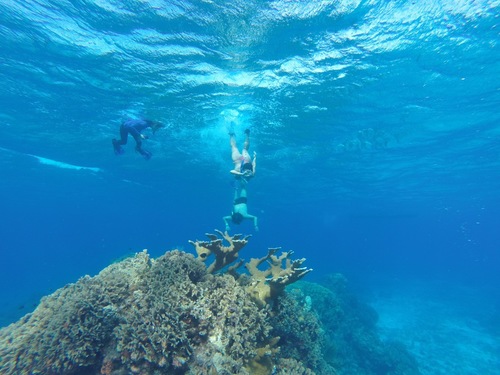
[
  {"x1": 190, "y1": 232, "x2": 313, "y2": 307},
  {"x1": 292, "y1": 275, "x2": 421, "y2": 375},
  {"x1": 245, "y1": 247, "x2": 313, "y2": 306},
  {"x1": 189, "y1": 230, "x2": 250, "y2": 273},
  {"x1": 0, "y1": 236, "x2": 316, "y2": 375},
  {"x1": 0, "y1": 233, "x2": 419, "y2": 375},
  {"x1": 0, "y1": 250, "x2": 275, "y2": 375},
  {"x1": 271, "y1": 292, "x2": 335, "y2": 374}
]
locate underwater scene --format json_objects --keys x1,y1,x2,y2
[{"x1": 0, "y1": 0, "x2": 499, "y2": 374}]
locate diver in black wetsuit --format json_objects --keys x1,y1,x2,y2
[{"x1": 112, "y1": 118, "x2": 163, "y2": 160}]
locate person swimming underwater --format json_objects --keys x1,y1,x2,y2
[
  {"x1": 223, "y1": 182, "x2": 258, "y2": 232},
  {"x1": 112, "y1": 118, "x2": 163, "y2": 160},
  {"x1": 229, "y1": 128, "x2": 257, "y2": 179}
]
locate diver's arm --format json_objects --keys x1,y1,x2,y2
[
  {"x1": 230, "y1": 169, "x2": 244, "y2": 176},
  {"x1": 252, "y1": 152, "x2": 257, "y2": 176},
  {"x1": 230, "y1": 168, "x2": 253, "y2": 178},
  {"x1": 129, "y1": 126, "x2": 142, "y2": 138},
  {"x1": 223, "y1": 216, "x2": 232, "y2": 232},
  {"x1": 128, "y1": 123, "x2": 150, "y2": 140},
  {"x1": 244, "y1": 214, "x2": 259, "y2": 231}
]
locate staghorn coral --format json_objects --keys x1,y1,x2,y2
[
  {"x1": 245, "y1": 247, "x2": 313, "y2": 306},
  {"x1": 189, "y1": 230, "x2": 251, "y2": 273}
]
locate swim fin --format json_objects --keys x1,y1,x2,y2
[{"x1": 136, "y1": 147, "x2": 152, "y2": 160}]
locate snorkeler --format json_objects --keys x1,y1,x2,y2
[
  {"x1": 112, "y1": 118, "x2": 163, "y2": 160},
  {"x1": 223, "y1": 183, "x2": 258, "y2": 232},
  {"x1": 230, "y1": 128, "x2": 257, "y2": 180}
]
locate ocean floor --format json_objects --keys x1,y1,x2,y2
[{"x1": 369, "y1": 280, "x2": 500, "y2": 375}]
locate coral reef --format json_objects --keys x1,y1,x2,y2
[
  {"x1": 271, "y1": 293, "x2": 335, "y2": 374},
  {"x1": 0, "y1": 250, "x2": 275, "y2": 375},
  {"x1": 292, "y1": 274, "x2": 421, "y2": 375},
  {"x1": 0, "y1": 237, "x2": 316, "y2": 375},
  {"x1": 0, "y1": 233, "x2": 419, "y2": 375}
]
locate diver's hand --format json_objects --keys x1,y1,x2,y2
[
  {"x1": 141, "y1": 134, "x2": 149, "y2": 140},
  {"x1": 225, "y1": 225, "x2": 231, "y2": 232},
  {"x1": 254, "y1": 226, "x2": 259, "y2": 232},
  {"x1": 253, "y1": 151, "x2": 257, "y2": 158}
]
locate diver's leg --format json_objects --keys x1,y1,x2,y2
[
  {"x1": 131, "y1": 131, "x2": 143, "y2": 152},
  {"x1": 239, "y1": 186, "x2": 248, "y2": 198},
  {"x1": 116, "y1": 125, "x2": 128, "y2": 145},
  {"x1": 242, "y1": 212, "x2": 258, "y2": 231},
  {"x1": 223, "y1": 215, "x2": 232, "y2": 232},
  {"x1": 230, "y1": 134, "x2": 241, "y2": 161},
  {"x1": 132, "y1": 135, "x2": 152, "y2": 160},
  {"x1": 243, "y1": 128, "x2": 250, "y2": 150},
  {"x1": 230, "y1": 134, "x2": 243, "y2": 172},
  {"x1": 241, "y1": 149, "x2": 251, "y2": 163},
  {"x1": 112, "y1": 125, "x2": 128, "y2": 154},
  {"x1": 136, "y1": 145, "x2": 152, "y2": 160}
]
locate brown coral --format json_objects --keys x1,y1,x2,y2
[
  {"x1": 188, "y1": 232, "x2": 313, "y2": 307},
  {"x1": 245, "y1": 248, "x2": 313, "y2": 306},
  {"x1": 189, "y1": 230, "x2": 251, "y2": 273}
]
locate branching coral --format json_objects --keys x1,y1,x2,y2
[
  {"x1": 188, "y1": 230, "x2": 251, "y2": 273},
  {"x1": 189, "y1": 231, "x2": 313, "y2": 307},
  {"x1": 245, "y1": 247, "x2": 313, "y2": 306}
]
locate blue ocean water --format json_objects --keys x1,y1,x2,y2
[{"x1": 0, "y1": 0, "x2": 499, "y2": 373}]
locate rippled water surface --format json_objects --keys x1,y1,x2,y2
[{"x1": 2, "y1": 0, "x2": 498, "y2": 202}]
